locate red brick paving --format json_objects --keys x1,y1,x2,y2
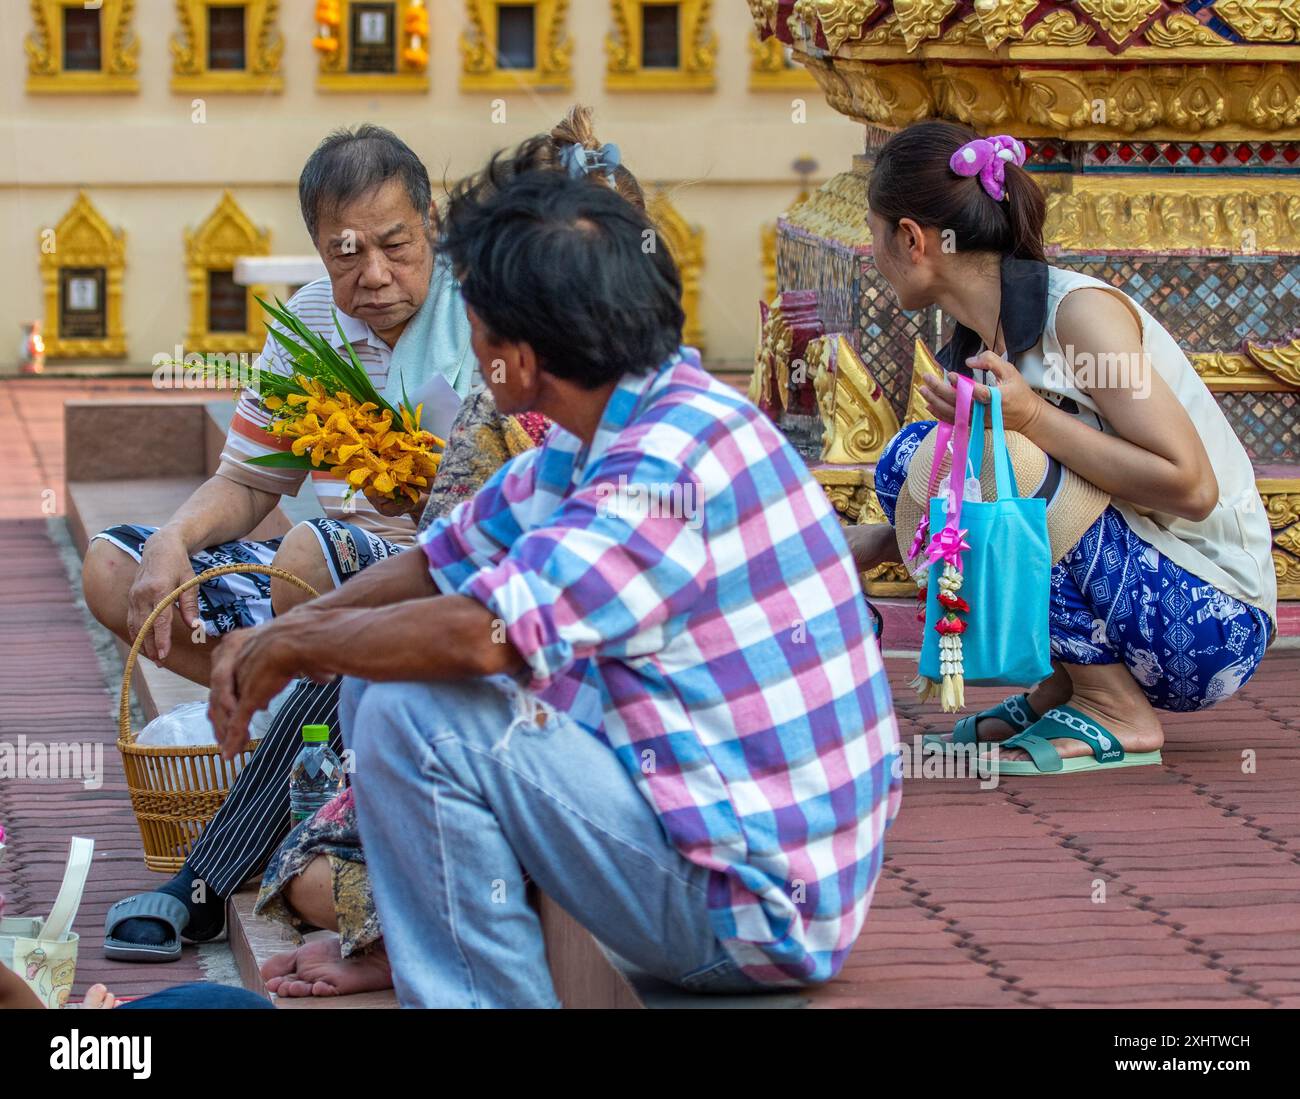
[
  {"x1": 810, "y1": 672, "x2": 1300, "y2": 1008},
  {"x1": 0, "y1": 518, "x2": 207, "y2": 1001},
  {"x1": 3, "y1": 375, "x2": 1299, "y2": 1009}
]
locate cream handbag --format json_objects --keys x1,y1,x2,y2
[{"x1": 0, "y1": 836, "x2": 94, "y2": 1008}]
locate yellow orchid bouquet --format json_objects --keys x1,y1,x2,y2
[{"x1": 245, "y1": 298, "x2": 445, "y2": 507}]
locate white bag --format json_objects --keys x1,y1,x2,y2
[{"x1": 0, "y1": 836, "x2": 93, "y2": 1008}]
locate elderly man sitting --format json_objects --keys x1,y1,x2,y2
[
  {"x1": 83, "y1": 124, "x2": 472, "y2": 687},
  {"x1": 207, "y1": 170, "x2": 902, "y2": 1007}
]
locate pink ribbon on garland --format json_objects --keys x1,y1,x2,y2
[{"x1": 925, "y1": 374, "x2": 976, "y2": 571}]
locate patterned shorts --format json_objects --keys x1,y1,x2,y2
[
  {"x1": 92, "y1": 519, "x2": 403, "y2": 637},
  {"x1": 874, "y1": 421, "x2": 1272, "y2": 712}
]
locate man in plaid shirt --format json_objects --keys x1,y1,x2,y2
[{"x1": 209, "y1": 170, "x2": 902, "y2": 1007}]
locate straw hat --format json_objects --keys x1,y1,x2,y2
[{"x1": 893, "y1": 425, "x2": 1110, "y2": 575}]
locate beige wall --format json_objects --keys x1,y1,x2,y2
[{"x1": 0, "y1": 0, "x2": 864, "y2": 372}]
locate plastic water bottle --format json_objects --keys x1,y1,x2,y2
[{"x1": 289, "y1": 724, "x2": 343, "y2": 824}]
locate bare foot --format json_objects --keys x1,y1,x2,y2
[
  {"x1": 80, "y1": 983, "x2": 120, "y2": 1009},
  {"x1": 261, "y1": 935, "x2": 391, "y2": 998}
]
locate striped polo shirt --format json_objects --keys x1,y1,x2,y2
[{"x1": 215, "y1": 270, "x2": 468, "y2": 546}]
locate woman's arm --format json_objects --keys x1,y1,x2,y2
[{"x1": 919, "y1": 289, "x2": 1218, "y2": 522}]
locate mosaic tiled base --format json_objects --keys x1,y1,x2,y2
[
  {"x1": 1066, "y1": 254, "x2": 1300, "y2": 351},
  {"x1": 1024, "y1": 139, "x2": 1300, "y2": 173},
  {"x1": 1219, "y1": 391, "x2": 1300, "y2": 464},
  {"x1": 775, "y1": 234, "x2": 1300, "y2": 445}
]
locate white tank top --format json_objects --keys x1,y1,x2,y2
[{"x1": 1014, "y1": 266, "x2": 1277, "y2": 631}]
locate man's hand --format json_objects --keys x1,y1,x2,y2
[
  {"x1": 127, "y1": 530, "x2": 201, "y2": 663},
  {"x1": 361, "y1": 487, "x2": 428, "y2": 520},
  {"x1": 844, "y1": 523, "x2": 902, "y2": 574},
  {"x1": 919, "y1": 352, "x2": 1045, "y2": 435},
  {"x1": 208, "y1": 623, "x2": 328, "y2": 761}
]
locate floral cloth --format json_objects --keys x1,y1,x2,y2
[{"x1": 875, "y1": 420, "x2": 1270, "y2": 712}]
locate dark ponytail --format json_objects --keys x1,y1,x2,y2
[{"x1": 867, "y1": 121, "x2": 1046, "y2": 263}]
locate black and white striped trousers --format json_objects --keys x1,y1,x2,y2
[{"x1": 188, "y1": 678, "x2": 344, "y2": 897}]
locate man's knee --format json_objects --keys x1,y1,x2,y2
[
  {"x1": 270, "y1": 522, "x2": 332, "y2": 612},
  {"x1": 82, "y1": 538, "x2": 134, "y2": 633}
]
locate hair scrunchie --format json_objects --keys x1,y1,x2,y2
[
  {"x1": 949, "y1": 135, "x2": 1026, "y2": 202},
  {"x1": 559, "y1": 141, "x2": 622, "y2": 184}
]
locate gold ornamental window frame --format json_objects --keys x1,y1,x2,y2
[
  {"x1": 606, "y1": 0, "x2": 717, "y2": 92},
  {"x1": 461, "y1": 0, "x2": 573, "y2": 91},
  {"x1": 185, "y1": 191, "x2": 272, "y2": 356},
  {"x1": 26, "y1": 0, "x2": 139, "y2": 94},
  {"x1": 315, "y1": 0, "x2": 431, "y2": 93},
  {"x1": 40, "y1": 192, "x2": 128, "y2": 360},
  {"x1": 171, "y1": 0, "x2": 285, "y2": 94}
]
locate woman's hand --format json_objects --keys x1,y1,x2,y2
[{"x1": 918, "y1": 351, "x2": 1045, "y2": 435}]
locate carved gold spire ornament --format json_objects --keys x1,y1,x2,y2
[
  {"x1": 892, "y1": 0, "x2": 958, "y2": 52},
  {"x1": 969, "y1": 0, "x2": 1039, "y2": 49},
  {"x1": 902, "y1": 340, "x2": 945, "y2": 427},
  {"x1": 790, "y1": 0, "x2": 882, "y2": 52},
  {"x1": 1073, "y1": 0, "x2": 1166, "y2": 50},
  {"x1": 1213, "y1": 0, "x2": 1300, "y2": 42},
  {"x1": 810, "y1": 335, "x2": 901, "y2": 464}
]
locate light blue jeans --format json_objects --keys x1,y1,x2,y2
[{"x1": 341, "y1": 674, "x2": 760, "y2": 1008}]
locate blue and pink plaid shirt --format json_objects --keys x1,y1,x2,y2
[{"x1": 419, "y1": 349, "x2": 902, "y2": 984}]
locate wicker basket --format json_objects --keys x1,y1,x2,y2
[{"x1": 117, "y1": 564, "x2": 318, "y2": 873}]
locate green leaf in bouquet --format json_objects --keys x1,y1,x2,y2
[{"x1": 245, "y1": 452, "x2": 316, "y2": 469}]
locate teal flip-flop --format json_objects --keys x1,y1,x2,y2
[
  {"x1": 922, "y1": 692, "x2": 1039, "y2": 749},
  {"x1": 990, "y1": 704, "x2": 1162, "y2": 775}
]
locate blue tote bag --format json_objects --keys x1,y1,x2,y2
[{"x1": 918, "y1": 379, "x2": 1052, "y2": 706}]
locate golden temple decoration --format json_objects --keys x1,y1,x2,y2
[
  {"x1": 316, "y1": 0, "x2": 429, "y2": 92},
  {"x1": 171, "y1": 0, "x2": 283, "y2": 93},
  {"x1": 1213, "y1": 1, "x2": 1300, "y2": 42},
  {"x1": 1045, "y1": 178, "x2": 1300, "y2": 253},
  {"x1": 461, "y1": 1, "x2": 572, "y2": 91},
  {"x1": 814, "y1": 467, "x2": 874, "y2": 524},
  {"x1": 811, "y1": 334, "x2": 901, "y2": 464},
  {"x1": 902, "y1": 339, "x2": 945, "y2": 426},
  {"x1": 185, "y1": 192, "x2": 271, "y2": 355},
  {"x1": 1023, "y1": 9, "x2": 1096, "y2": 46},
  {"x1": 27, "y1": 0, "x2": 139, "y2": 93},
  {"x1": 607, "y1": 0, "x2": 716, "y2": 91},
  {"x1": 780, "y1": 166, "x2": 872, "y2": 248},
  {"x1": 969, "y1": 0, "x2": 1039, "y2": 49},
  {"x1": 40, "y1": 192, "x2": 127, "y2": 359},
  {"x1": 1146, "y1": 12, "x2": 1232, "y2": 47},
  {"x1": 1195, "y1": 333, "x2": 1300, "y2": 391},
  {"x1": 1259, "y1": 481, "x2": 1300, "y2": 599},
  {"x1": 750, "y1": 31, "x2": 817, "y2": 88},
  {"x1": 648, "y1": 190, "x2": 706, "y2": 352},
  {"x1": 892, "y1": 0, "x2": 956, "y2": 52},
  {"x1": 1074, "y1": 0, "x2": 1165, "y2": 49},
  {"x1": 748, "y1": 0, "x2": 779, "y2": 36},
  {"x1": 751, "y1": 297, "x2": 792, "y2": 409},
  {"x1": 804, "y1": 60, "x2": 1300, "y2": 139},
  {"x1": 790, "y1": 0, "x2": 882, "y2": 52}
]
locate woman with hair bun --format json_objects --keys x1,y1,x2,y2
[{"x1": 849, "y1": 121, "x2": 1275, "y2": 775}]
